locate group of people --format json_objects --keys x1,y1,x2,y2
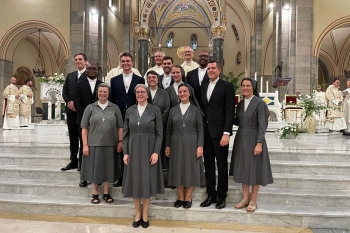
[
  {"x1": 3, "y1": 77, "x2": 34, "y2": 129},
  {"x1": 315, "y1": 78, "x2": 350, "y2": 134},
  {"x1": 60, "y1": 48, "x2": 274, "y2": 228}
]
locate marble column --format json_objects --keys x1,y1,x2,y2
[
  {"x1": 250, "y1": 0, "x2": 263, "y2": 79},
  {"x1": 211, "y1": 24, "x2": 226, "y2": 68},
  {"x1": 0, "y1": 60, "x2": 14, "y2": 126},
  {"x1": 134, "y1": 19, "x2": 150, "y2": 77}
]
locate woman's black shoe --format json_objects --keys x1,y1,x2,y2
[
  {"x1": 183, "y1": 200, "x2": 192, "y2": 209},
  {"x1": 141, "y1": 218, "x2": 149, "y2": 228},
  {"x1": 132, "y1": 219, "x2": 141, "y2": 228},
  {"x1": 174, "y1": 199, "x2": 183, "y2": 208}
]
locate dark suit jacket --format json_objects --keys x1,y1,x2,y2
[
  {"x1": 110, "y1": 73, "x2": 145, "y2": 119},
  {"x1": 74, "y1": 78, "x2": 103, "y2": 124},
  {"x1": 186, "y1": 68, "x2": 209, "y2": 107},
  {"x1": 62, "y1": 71, "x2": 87, "y2": 114},
  {"x1": 201, "y1": 78, "x2": 235, "y2": 138},
  {"x1": 158, "y1": 74, "x2": 174, "y2": 89}
]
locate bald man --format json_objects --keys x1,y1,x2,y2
[{"x1": 181, "y1": 46, "x2": 199, "y2": 75}]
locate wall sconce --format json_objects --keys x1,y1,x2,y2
[
  {"x1": 282, "y1": 0, "x2": 290, "y2": 10},
  {"x1": 111, "y1": 6, "x2": 116, "y2": 12},
  {"x1": 91, "y1": 8, "x2": 98, "y2": 14}
]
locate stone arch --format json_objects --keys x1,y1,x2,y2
[
  {"x1": 140, "y1": 0, "x2": 221, "y2": 28},
  {"x1": 107, "y1": 33, "x2": 121, "y2": 71},
  {"x1": 314, "y1": 16, "x2": 350, "y2": 57},
  {"x1": 0, "y1": 20, "x2": 69, "y2": 61}
]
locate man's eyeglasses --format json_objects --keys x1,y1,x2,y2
[
  {"x1": 199, "y1": 55, "x2": 209, "y2": 58},
  {"x1": 136, "y1": 91, "x2": 147, "y2": 95},
  {"x1": 87, "y1": 67, "x2": 98, "y2": 70}
]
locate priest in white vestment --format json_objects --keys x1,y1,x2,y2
[
  {"x1": 325, "y1": 78, "x2": 346, "y2": 131},
  {"x1": 143, "y1": 50, "x2": 165, "y2": 80},
  {"x1": 2, "y1": 77, "x2": 20, "y2": 129},
  {"x1": 343, "y1": 79, "x2": 350, "y2": 134},
  {"x1": 181, "y1": 46, "x2": 199, "y2": 75},
  {"x1": 18, "y1": 79, "x2": 34, "y2": 127},
  {"x1": 104, "y1": 52, "x2": 141, "y2": 86},
  {"x1": 315, "y1": 85, "x2": 326, "y2": 128}
]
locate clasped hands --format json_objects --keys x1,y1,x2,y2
[
  {"x1": 123, "y1": 153, "x2": 158, "y2": 165},
  {"x1": 165, "y1": 146, "x2": 203, "y2": 158},
  {"x1": 67, "y1": 101, "x2": 76, "y2": 112}
]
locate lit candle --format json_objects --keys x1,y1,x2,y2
[
  {"x1": 266, "y1": 81, "x2": 269, "y2": 93},
  {"x1": 254, "y1": 72, "x2": 257, "y2": 80},
  {"x1": 260, "y1": 76, "x2": 263, "y2": 93}
]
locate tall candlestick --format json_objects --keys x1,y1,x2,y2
[
  {"x1": 260, "y1": 76, "x2": 263, "y2": 93},
  {"x1": 266, "y1": 81, "x2": 269, "y2": 93},
  {"x1": 254, "y1": 72, "x2": 257, "y2": 80}
]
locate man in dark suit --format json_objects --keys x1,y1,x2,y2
[
  {"x1": 186, "y1": 50, "x2": 210, "y2": 107},
  {"x1": 61, "y1": 53, "x2": 88, "y2": 172},
  {"x1": 200, "y1": 60, "x2": 235, "y2": 209},
  {"x1": 110, "y1": 52, "x2": 145, "y2": 187},
  {"x1": 74, "y1": 62, "x2": 103, "y2": 187},
  {"x1": 158, "y1": 56, "x2": 174, "y2": 89}
]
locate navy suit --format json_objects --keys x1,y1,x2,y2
[
  {"x1": 62, "y1": 71, "x2": 87, "y2": 165},
  {"x1": 158, "y1": 74, "x2": 174, "y2": 89},
  {"x1": 110, "y1": 73, "x2": 145, "y2": 119}
]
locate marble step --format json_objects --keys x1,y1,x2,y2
[
  {"x1": 1, "y1": 165, "x2": 350, "y2": 190},
  {"x1": 0, "y1": 144, "x2": 70, "y2": 154},
  {"x1": 0, "y1": 177, "x2": 349, "y2": 207},
  {"x1": 0, "y1": 193, "x2": 349, "y2": 229},
  {"x1": 0, "y1": 153, "x2": 70, "y2": 166},
  {"x1": 271, "y1": 160, "x2": 350, "y2": 175},
  {"x1": 268, "y1": 150, "x2": 350, "y2": 162}
]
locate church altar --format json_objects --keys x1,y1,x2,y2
[{"x1": 40, "y1": 83, "x2": 66, "y2": 124}]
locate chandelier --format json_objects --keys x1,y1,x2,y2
[{"x1": 32, "y1": 29, "x2": 45, "y2": 78}]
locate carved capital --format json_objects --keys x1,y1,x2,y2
[
  {"x1": 211, "y1": 25, "x2": 226, "y2": 40},
  {"x1": 41, "y1": 97, "x2": 50, "y2": 103},
  {"x1": 134, "y1": 17, "x2": 150, "y2": 40}
]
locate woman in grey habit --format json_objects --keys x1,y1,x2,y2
[
  {"x1": 146, "y1": 70, "x2": 170, "y2": 169},
  {"x1": 122, "y1": 84, "x2": 164, "y2": 228},
  {"x1": 229, "y1": 78, "x2": 273, "y2": 212},
  {"x1": 81, "y1": 83, "x2": 123, "y2": 204},
  {"x1": 165, "y1": 83, "x2": 205, "y2": 209}
]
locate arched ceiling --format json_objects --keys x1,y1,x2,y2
[{"x1": 319, "y1": 26, "x2": 350, "y2": 75}]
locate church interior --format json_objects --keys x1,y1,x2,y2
[{"x1": 0, "y1": 0, "x2": 350, "y2": 232}]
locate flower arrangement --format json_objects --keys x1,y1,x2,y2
[
  {"x1": 297, "y1": 91, "x2": 328, "y2": 120},
  {"x1": 276, "y1": 123, "x2": 300, "y2": 139},
  {"x1": 38, "y1": 73, "x2": 65, "y2": 85}
]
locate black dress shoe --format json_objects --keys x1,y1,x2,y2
[
  {"x1": 200, "y1": 196, "x2": 217, "y2": 207},
  {"x1": 79, "y1": 180, "x2": 87, "y2": 187},
  {"x1": 183, "y1": 200, "x2": 192, "y2": 209},
  {"x1": 132, "y1": 219, "x2": 141, "y2": 228},
  {"x1": 61, "y1": 162, "x2": 78, "y2": 171},
  {"x1": 77, "y1": 167, "x2": 81, "y2": 172},
  {"x1": 216, "y1": 198, "x2": 226, "y2": 209},
  {"x1": 113, "y1": 180, "x2": 122, "y2": 187},
  {"x1": 173, "y1": 200, "x2": 183, "y2": 208},
  {"x1": 141, "y1": 218, "x2": 149, "y2": 228},
  {"x1": 169, "y1": 186, "x2": 176, "y2": 189}
]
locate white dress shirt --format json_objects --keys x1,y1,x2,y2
[
  {"x1": 123, "y1": 73, "x2": 133, "y2": 93},
  {"x1": 87, "y1": 78, "x2": 97, "y2": 93},
  {"x1": 78, "y1": 68, "x2": 86, "y2": 79},
  {"x1": 206, "y1": 77, "x2": 219, "y2": 101},
  {"x1": 162, "y1": 74, "x2": 172, "y2": 89},
  {"x1": 198, "y1": 67, "x2": 207, "y2": 85}
]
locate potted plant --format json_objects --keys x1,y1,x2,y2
[
  {"x1": 297, "y1": 91, "x2": 328, "y2": 133},
  {"x1": 276, "y1": 123, "x2": 300, "y2": 139},
  {"x1": 222, "y1": 71, "x2": 245, "y2": 90}
]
